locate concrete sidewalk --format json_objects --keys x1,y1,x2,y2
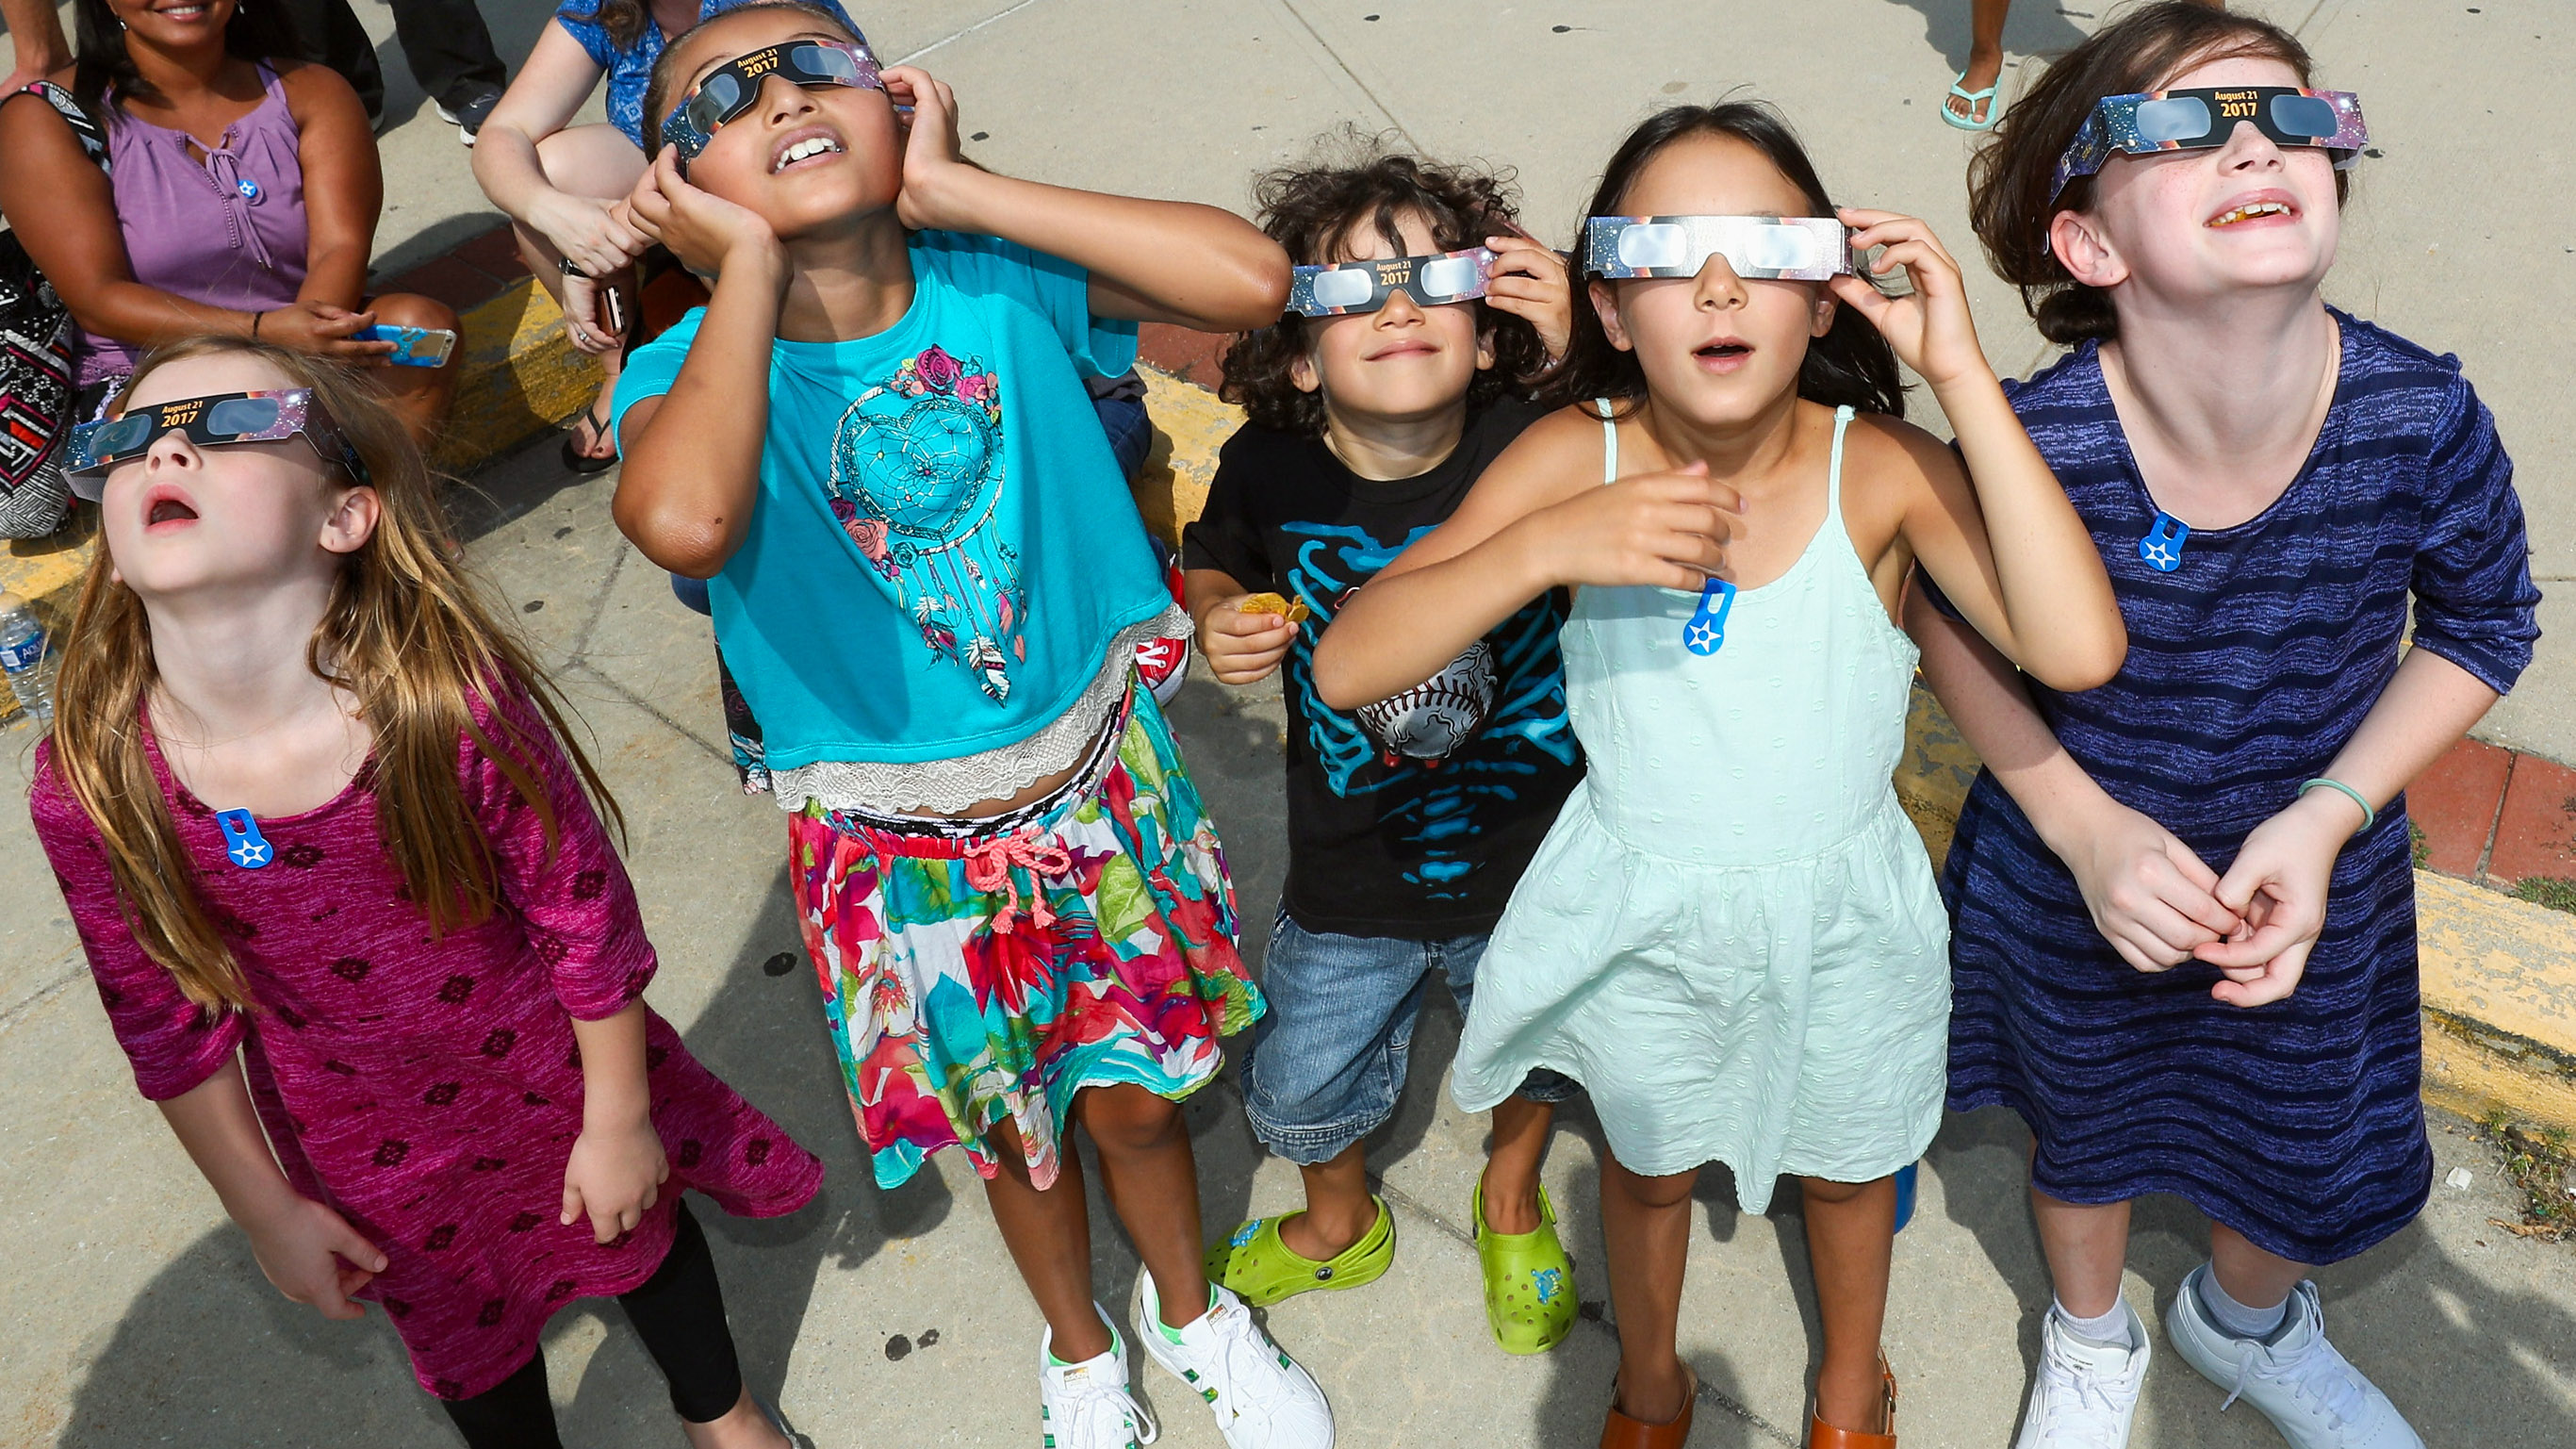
[{"x1": 3, "y1": 1, "x2": 2573, "y2": 1445}]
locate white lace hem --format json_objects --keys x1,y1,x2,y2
[{"x1": 767, "y1": 603, "x2": 1191, "y2": 815}]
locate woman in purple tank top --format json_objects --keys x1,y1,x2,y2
[{"x1": 0, "y1": 0, "x2": 459, "y2": 440}]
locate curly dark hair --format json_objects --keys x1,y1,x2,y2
[
  {"x1": 1219, "y1": 144, "x2": 1551, "y2": 437},
  {"x1": 1547, "y1": 102, "x2": 1906, "y2": 420},
  {"x1": 1966, "y1": 1, "x2": 2342, "y2": 344}
]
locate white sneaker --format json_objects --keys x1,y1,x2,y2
[
  {"x1": 2166, "y1": 1269, "x2": 2423, "y2": 1448},
  {"x1": 2014, "y1": 1301, "x2": 2150, "y2": 1448},
  {"x1": 1042, "y1": 1305, "x2": 1157, "y2": 1449},
  {"x1": 1133, "y1": 1269, "x2": 1334, "y2": 1449}
]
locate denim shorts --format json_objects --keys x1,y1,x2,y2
[{"x1": 1240, "y1": 911, "x2": 1581, "y2": 1165}]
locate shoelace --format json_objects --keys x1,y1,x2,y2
[
  {"x1": 1200, "y1": 1303, "x2": 1295, "y2": 1414},
  {"x1": 1050, "y1": 1361, "x2": 1159, "y2": 1446},
  {"x1": 2219, "y1": 1335, "x2": 2368, "y2": 1430},
  {"x1": 963, "y1": 832, "x2": 1072, "y2": 933},
  {"x1": 2036, "y1": 1338, "x2": 2133, "y2": 1448}
]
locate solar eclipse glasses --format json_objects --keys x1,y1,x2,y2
[
  {"x1": 2050, "y1": 86, "x2": 2368, "y2": 201},
  {"x1": 660, "y1": 39, "x2": 882, "y2": 169},
  {"x1": 70, "y1": 389, "x2": 369, "y2": 498},
  {"x1": 1582, "y1": 215, "x2": 1854, "y2": 282},
  {"x1": 1286, "y1": 247, "x2": 1500, "y2": 317}
]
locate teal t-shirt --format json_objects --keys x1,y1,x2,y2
[{"x1": 611, "y1": 231, "x2": 1159, "y2": 770}]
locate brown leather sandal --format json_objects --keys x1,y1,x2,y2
[
  {"x1": 1600, "y1": 1366, "x2": 1698, "y2": 1449},
  {"x1": 1806, "y1": 1358, "x2": 1898, "y2": 1448}
]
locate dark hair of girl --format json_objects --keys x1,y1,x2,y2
[
  {"x1": 1966, "y1": 0, "x2": 2343, "y2": 345},
  {"x1": 566, "y1": 0, "x2": 651, "y2": 54},
  {"x1": 641, "y1": 1, "x2": 861, "y2": 146},
  {"x1": 1548, "y1": 101, "x2": 1905, "y2": 420},
  {"x1": 72, "y1": 0, "x2": 309, "y2": 120},
  {"x1": 1219, "y1": 142, "x2": 1552, "y2": 438}
]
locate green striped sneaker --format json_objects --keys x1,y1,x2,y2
[{"x1": 1039, "y1": 1304, "x2": 1157, "y2": 1448}]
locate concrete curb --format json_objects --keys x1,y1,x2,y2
[{"x1": 1130, "y1": 331, "x2": 2576, "y2": 1143}]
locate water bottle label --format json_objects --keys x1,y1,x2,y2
[{"x1": 0, "y1": 633, "x2": 42, "y2": 673}]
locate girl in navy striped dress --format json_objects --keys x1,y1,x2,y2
[{"x1": 1911, "y1": 7, "x2": 2538, "y2": 1449}]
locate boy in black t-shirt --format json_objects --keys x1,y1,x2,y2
[{"x1": 1183, "y1": 151, "x2": 1585, "y2": 1356}]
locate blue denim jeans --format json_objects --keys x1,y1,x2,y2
[{"x1": 1241, "y1": 912, "x2": 1580, "y2": 1165}]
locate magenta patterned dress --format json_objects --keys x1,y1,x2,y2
[{"x1": 29, "y1": 688, "x2": 824, "y2": 1400}]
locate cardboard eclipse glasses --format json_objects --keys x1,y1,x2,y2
[
  {"x1": 2051, "y1": 86, "x2": 2368, "y2": 201},
  {"x1": 1287, "y1": 247, "x2": 1499, "y2": 317},
  {"x1": 660, "y1": 39, "x2": 883, "y2": 168},
  {"x1": 69, "y1": 389, "x2": 370, "y2": 499},
  {"x1": 1583, "y1": 215, "x2": 1854, "y2": 282}
]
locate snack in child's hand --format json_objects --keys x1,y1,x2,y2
[{"x1": 1238, "y1": 592, "x2": 1312, "y2": 625}]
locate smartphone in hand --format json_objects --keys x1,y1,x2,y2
[{"x1": 353, "y1": 324, "x2": 458, "y2": 368}]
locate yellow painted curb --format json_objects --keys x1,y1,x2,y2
[
  {"x1": 1129, "y1": 362, "x2": 1240, "y2": 548},
  {"x1": 431, "y1": 278, "x2": 603, "y2": 475}
]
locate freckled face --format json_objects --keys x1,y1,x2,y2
[
  {"x1": 658, "y1": 11, "x2": 904, "y2": 239},
  {"x1": 1292, "y1": 211, "x2": 1493, "y2": 424},
  {"x1": 1589, "y1": 134, "x2": 1836, "y2": 430},
  {"x1": 2077, "y1": 54, "x2": 2342, "y2": 304}
]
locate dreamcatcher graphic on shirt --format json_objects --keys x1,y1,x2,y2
[{"x1": 826, "y1": 346, "x2": 1025, "y2": 701}]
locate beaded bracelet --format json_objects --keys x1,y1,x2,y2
[{"x1": 2298, "y1": 778, "x2": 2375, "y2": 833}]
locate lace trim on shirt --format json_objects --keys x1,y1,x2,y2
[{"x1": 766, "y1": 603, "x2": 1190, "y2": 815}]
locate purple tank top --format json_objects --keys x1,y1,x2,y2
[{"x1": 74, "y1": 65, "x2": 310, "y2": 387}]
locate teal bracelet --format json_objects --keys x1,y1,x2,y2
[{"x1": 2299, "y1": 778, "x2": 2375, "y2": 833}]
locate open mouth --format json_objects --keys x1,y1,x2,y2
[
  {"x1": 143, "y1": 488, "x2": 199, "y2": 527},
  {"x1": 155, "y1": 4, "x2": 211, "y2": 17},
  {"x1": 1694, "y1": 340, "x2": 1755, "y2": 368},
  {"x1": 2207, "y1": 200, "x2": 2296, "y2": 228},
  {"x1": 771, "y1": 131, "x2": 845, "y2": 173}
]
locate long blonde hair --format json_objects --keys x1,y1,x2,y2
[{"x1": 47, "y1": 337, "x2": 622, "y2": 1010}]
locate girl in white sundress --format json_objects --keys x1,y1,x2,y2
[{"x1": 1311, "y1": 103, "x2": 2125, "y2": 1449}]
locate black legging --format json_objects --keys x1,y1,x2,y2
[{"x1": 438, "y1": 1201, "x2": 745, "y2": 1448}]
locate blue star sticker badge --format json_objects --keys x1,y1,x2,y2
[
  {"x1": 215, "y1": 808, "x2": 272, "y2": 869},
  {"x1": 2139, "y1": 512, "x2": 2190, "y2": 572},
  {"x1": 1683, "y1": 577, "x2": 1737, "y2": 656}
]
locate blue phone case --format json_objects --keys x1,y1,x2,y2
[{"x1": 354, "y1": 324, "x2": 456, "y2": 368}]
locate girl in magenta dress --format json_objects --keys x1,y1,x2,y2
[{"x1": 31, "y1": 336, "x2": 820, "y2": 1448}]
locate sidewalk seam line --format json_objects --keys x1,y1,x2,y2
[
  {"x1": 894, "y1": 0, "x2": 1052, "y2": 65},
  {"x1": 1269, "y1": 0, "x2": 1424, "y2": 152}
]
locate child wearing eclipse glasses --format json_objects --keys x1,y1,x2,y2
[
  {"x1": 1312, "y1": 100, "x2": 2126, "y2": 1449},
  {"x1": 1915, "y1": 5, "x2": 2538, "y2": 1447},
  {"x1": 1180, "y1": 147, "x2": 1586, "y2": 1357},
  {"x1": 40, "y1": 338, "x2": 826, "y2": 1449},
  {"x1": 608, "y1": 6, "x2": 1332, "y2": 1447}
]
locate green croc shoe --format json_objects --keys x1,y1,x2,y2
[
  {"x1": 1474, "y1": 1179, "x2": 1577, "y2": 1355},
  {"x1": 1202, "y1": 1197, "x2": 1394, "y2": 1309}
]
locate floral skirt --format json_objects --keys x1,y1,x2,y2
[{"x1": 788, "y1": 683, "x2": 1257, "y2": 1189}]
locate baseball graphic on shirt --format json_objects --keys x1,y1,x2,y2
[{"x1": 1355, "y1": 640, "x2": 1497, "y2": 768}]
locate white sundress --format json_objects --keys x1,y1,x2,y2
[{"x1": 1449, "y1": 402, "x2": 1951, "y2": 1206}]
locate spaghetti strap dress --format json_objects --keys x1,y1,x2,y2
[{"x1": 1450, "y1": 403, "x2": 1950, "y2": 1205}]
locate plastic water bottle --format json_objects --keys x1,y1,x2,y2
[{"x1": 0, "y1": 591, "x2": 56, "y2": 728}]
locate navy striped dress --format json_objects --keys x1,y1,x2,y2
[{"x1": 1941, "y1": 311, "x2": 2540, "y2": 1265}]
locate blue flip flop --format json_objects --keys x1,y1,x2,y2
[{"x1": 1942, "y1": 72, "x2": 2000, "y2": 132}]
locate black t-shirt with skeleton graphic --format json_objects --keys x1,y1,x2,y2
[{"x1": 1183, "y1": 399, "x2": 1583, "y2": 938}]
